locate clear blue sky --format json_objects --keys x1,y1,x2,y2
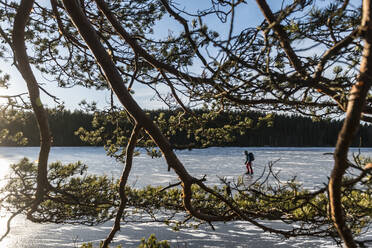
[{"x1": 0, "y1": 0, "x2": 353, "y2": 110}]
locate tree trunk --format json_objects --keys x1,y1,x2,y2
[
  {"x1": 329, "y1": 1, "x2": 372, "y2": 247},
  {"x1": 61, "y1": 0, "x2": 239, "y2": 228},
  {"x1": 13, "y1": 0, "x2": 52, "y2": 215}
]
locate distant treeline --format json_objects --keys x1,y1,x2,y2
[{"x1": 0, "y1": 109, "x2": 371, "y2": 147}]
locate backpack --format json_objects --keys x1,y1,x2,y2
[{"x1": 248, "y1": 152, "x2": 255, "y2": 161}]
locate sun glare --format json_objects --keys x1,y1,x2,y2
[
  {"x1": 0, "y1": 157, "x2": 11, "y2": 187},
  {"x1": 0, "y1": 92, "x2": 8, "y2": 106},
  {"x1": 0, "y1": 157, "x2": 12, "y2": 246},
  {"x1": 0, "y1": 85, "x2": 9, "y2": 96}
]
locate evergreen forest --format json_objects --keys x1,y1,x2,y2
[{"x1": 1, "y1": 109, "x2": 370, "y2": 147}]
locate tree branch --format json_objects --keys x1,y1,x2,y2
[
  {"x1": 102, "y1": 124, "x2": 141, "y2": 248},
  {"x1": 255, "y1": 0, "x2": 305, "y2": 76}
]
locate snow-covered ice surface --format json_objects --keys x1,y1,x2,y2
[{"x1": 0, "y1": 146, "x2": 371, "y2": 247}]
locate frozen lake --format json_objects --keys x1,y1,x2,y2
[{"x1": 0, "y1": 146, "x2": 371, "y2": 247}]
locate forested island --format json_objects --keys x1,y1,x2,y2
[{"x1": 1, "y1": 109, "x2": 371, "y2": 147}]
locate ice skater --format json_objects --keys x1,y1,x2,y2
[{"x1": 244, "y1": 150, "x2": 254, "y2": 175}]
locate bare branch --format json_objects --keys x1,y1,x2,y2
[{"x1": 102, "y1": 124, "x2": 141, "y2": 248}]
